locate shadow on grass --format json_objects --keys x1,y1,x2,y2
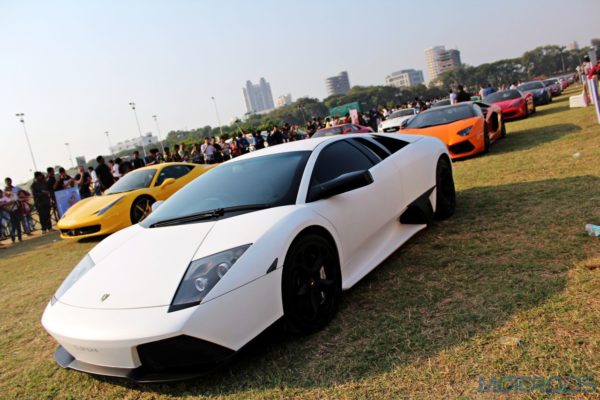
[
  {"x1": 493, "y1": 123, "x2": 581, "y2": 155},
  {"x1": 105, "y1": 175, "x2": 598, "y2": 396},
  {"x1": 531, "y1": 102, "x2": 570, "y2": 118},
  {"x1": 0, "y1": 231, "x2": 103, "y2": 259}
]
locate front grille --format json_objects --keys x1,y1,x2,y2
[
  {"x1": 449, "y1": 141, "x2": 475, "y2": 155},
  {"x1": 383, "y1": 126, "x2": 400, "y2": 132},
  {"x1": 137, "y1": 335, "x2": 235, "y2": 372},
  {"x1": 60, "y1": 225, "x2": 101, "y2": 237}
]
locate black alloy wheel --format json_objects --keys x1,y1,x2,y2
[
  {"x1": 282, "y1": 234, "x2": 341, "y2": 335},
  {"x1": 130, "y1": 196, "x2": 155, "y2": 224},
  {"x1": 434, "y1": 157, "x2": 456, "y2": 220}
]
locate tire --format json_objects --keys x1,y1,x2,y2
[
  {"x1": 524, "y1": 104, "x2": 529, "y2": 118},
  {"x1": 483, "y1": 123, "x2": 490, "y2": 153},
  {"x1": 130, "y1": 196, "x2": 155, "y2": 224},
  {"x1": 281, "y1": 234, "x2": 342, "y2": 335},
  {"x1": 500, "y1": 119, "x2": 507, "y2": 138},
  {"x1": 434, "y1": 157, "x2": 456, "y2": 220}
]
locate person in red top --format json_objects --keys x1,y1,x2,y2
[{"x1": 587, "y1": 60, "x2": 600, "y2": 80}]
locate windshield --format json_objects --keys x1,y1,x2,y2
[
  {"x1": 388, "y1": 109, "x2": 415, "y2": 119},
  {"x1": 518, "y1": 82, "x2": 544, "y2": 91},
  {"x1": 141, "y1": 151, "x2": 311, "y2": 227},
  {"x1": 484, "y1": 90, "x2": 522, "y2": 103},
  {"x1": 405, "y1": 105, "x2": 475, "y2": 129},
  {"x1": 313, "y1": 126, "x2": 345, "y2": 138},
  {"x1": 104, "y1": 169, "x2": 156, "y2": 194}
]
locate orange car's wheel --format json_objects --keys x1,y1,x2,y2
[
  {"x1": 434, "y1": 157, "x2": 456, "y2": 220},
  {"x1": 500, "y1": 120, "x2": 507, "y2": 138},
  {"x1": 130, "y1": 196, "x2": 155, "y2": 224},
  {"x1": 483, "y1": 124, "x2": 490, "y2": 153}
]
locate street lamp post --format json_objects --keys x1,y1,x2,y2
[
  {"x1": 105, "y1": 131, "x2": 114, "y2": 157},
  {"x1": 15, "y1": 113, "x2": 38, "y2": 171},
  {"x1": 128, "y1": 102, "x2": 148, "y2": 158},
  {"x1": 211, "y1": 96, "x2": 224, "y2": 137},
  {"x1": 64, "y1": 142, "x2": 74, "y2": 168},
  {"x1": 151, "y1": 115, "x2": 166, "y2": 153}
]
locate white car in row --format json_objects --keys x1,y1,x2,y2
[{"x1": 378, "y1": 108, "x2": 418, "y2": 133}]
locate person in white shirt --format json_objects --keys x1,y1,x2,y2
[
  {"x1": 449, "y1": 89, "x2": 458, "y2": 105},
  {"x1": 112, "y1": 161, "x2": 121, "y2": 180},
  {"x1": 201, "y1": 138, "x2": 215, "y2": 164}
]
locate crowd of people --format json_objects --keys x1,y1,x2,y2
[{"x1": 4, "y1": 66, "x2": 592, "y2": 248}]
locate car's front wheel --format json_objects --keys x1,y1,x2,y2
[
  {"x1": 282, "y1": 234, "x2": 342, "y2": 335},
  {"x1": 434, "y1": 157, "x2": 456, "y2": 220},
  {"x1": 130, "y1": 196, "x2": 155, "y2": 224}
]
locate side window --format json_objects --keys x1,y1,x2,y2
[
  {"x1": 370, "y1": 135, "x2": 409, "y2": 153},
  {"x1": 155, "y1": 165, "x2": 193, "y2": 186},
  {"x1": 310, "y1": 140, "x2": 374, "y2": 187},
  {"x1": 351, "y1": 137, "x2": 391, "y2": 160}
]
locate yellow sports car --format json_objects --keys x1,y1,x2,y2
[{"x1": 57, "y1": 162, "x2": 214, "y2": 239}]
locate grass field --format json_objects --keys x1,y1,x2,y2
[{"x1": 1, "y1": 87, "x2": 599, "y2": 399}]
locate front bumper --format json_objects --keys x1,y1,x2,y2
[
  {"x1": 502, "y1": 105, "x2": 526, "y2": 120},
  {"x1": 54, "y1": 336, "x2": 235, "y2": 383},
  {"x1": 42, "y1": 266, "x2": 284, "y2": 381},
  {"x1": 57, "y1": 213, "x2": 127, "y2": 239}
]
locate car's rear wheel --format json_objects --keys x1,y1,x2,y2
[
  {"x1": 434, "y1": 157, "x2": 456, "y2": 220},
  {"x1": 130, "y1": 196, "x2": 155, "y2": 224},
  {"x1": 282, "y1": 234, "x2": 341, "y2": 335}
]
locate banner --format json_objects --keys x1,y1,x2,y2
[
  {"x1": 55, "y1": 187, "x2": 81, "y2": 218},
  {"x1": 329, "y1": 102, "x2": 360, "y2": 118},
  {"x1": 349, "y1": 109, "x2": 359, "y2": 124}
]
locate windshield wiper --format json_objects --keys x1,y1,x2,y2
[{"x1": 149, "y1": 203, "x2": 271, "y2": 228}]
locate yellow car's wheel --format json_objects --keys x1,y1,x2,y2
[{"x1": 130, "y1": 196, "x2": 155, "y2": 224}]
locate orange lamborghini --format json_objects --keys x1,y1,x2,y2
[{"x1": 400, "y1": 102, "x2": 505, "y2": 159}]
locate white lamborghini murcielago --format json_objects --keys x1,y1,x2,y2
[{"x1": 42, "y1": 133, "x2": 456, "y2": 382}]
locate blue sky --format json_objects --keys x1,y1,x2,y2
[{"x1": 1, "y1": 0, "x2": 599, "y2": 182}]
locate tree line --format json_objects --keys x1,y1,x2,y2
[{"x1": 163, "y1": 40, "x2": 599, "y2": 146}]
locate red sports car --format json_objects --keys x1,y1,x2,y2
[
  {"x1": 312, "y1": 123, "x2": 373, "y2": 138},
  {"x1": 483, "y1": 89, "x2": 535, "y2": 120}
]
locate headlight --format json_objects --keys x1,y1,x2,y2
[
  {"x1": 457, "y1": 126, "x2": 473, "y2": 137},
  {"x1": 52, "y1": 254, "x2": 95, "y2": 304},
  {"x1": 510, "y1": 100, "x2": 522, "y2": 107},
  {"x1": 95, "y1": 196, "x2": 124, "y2": 215},
  {"x1": 169, "y1": 244, "x2": 251, "y2": 312},
  {"x1": 537, "y1": 89, "x2": 545, "y2": 95}
]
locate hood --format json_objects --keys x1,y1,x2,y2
[
  {"x1": 59, "y1": 193, "x2": 127, "y2": 222},
  {"x1": 380, "y1": 115, "x2": 412, "y2": 131},
  {"x1": 492, "y1": 98, "x2": 523, "y2": 109},
  {"x1": 402, "y1": 117, "x2": 478, "y2": 144},
  {"x1": 58, "y1": 221, "x2": 216, "y2": 309}
]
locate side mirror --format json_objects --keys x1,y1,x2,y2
[
  {"x1": 400, "y1": 119, "x2": 409, "y2": 129},
  {"x1": 308, "y1": 170, "x2": 373, "y2": 202},
  {"x1": 160, "y1": 178, "x2": 175, "y2": 189},
  {"x1": 151, "y1": 200, "x2": 164, "y2": 212},
  {"x1": 342, "y1": 128, "x2": 352, "y2": 134}
]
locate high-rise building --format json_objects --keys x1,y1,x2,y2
[
  {"x1": 385, "y1": 69, "x2": 425, "y2": 88},
  {"x1": 424, "y1": 46, "x2": 462, "y2": 82},
  {"x1": 325, "y1": 71, "x2": 351, "y2": 96},
  {"x1": 242, "y1": 78, "x2": 275, "y2": 114},
  {"x1": 567, "y1": 41, "x2": 579, "y2": 51},
  {"x1": 275, "y1": 94, "x2": 293, "y2": 108}
]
